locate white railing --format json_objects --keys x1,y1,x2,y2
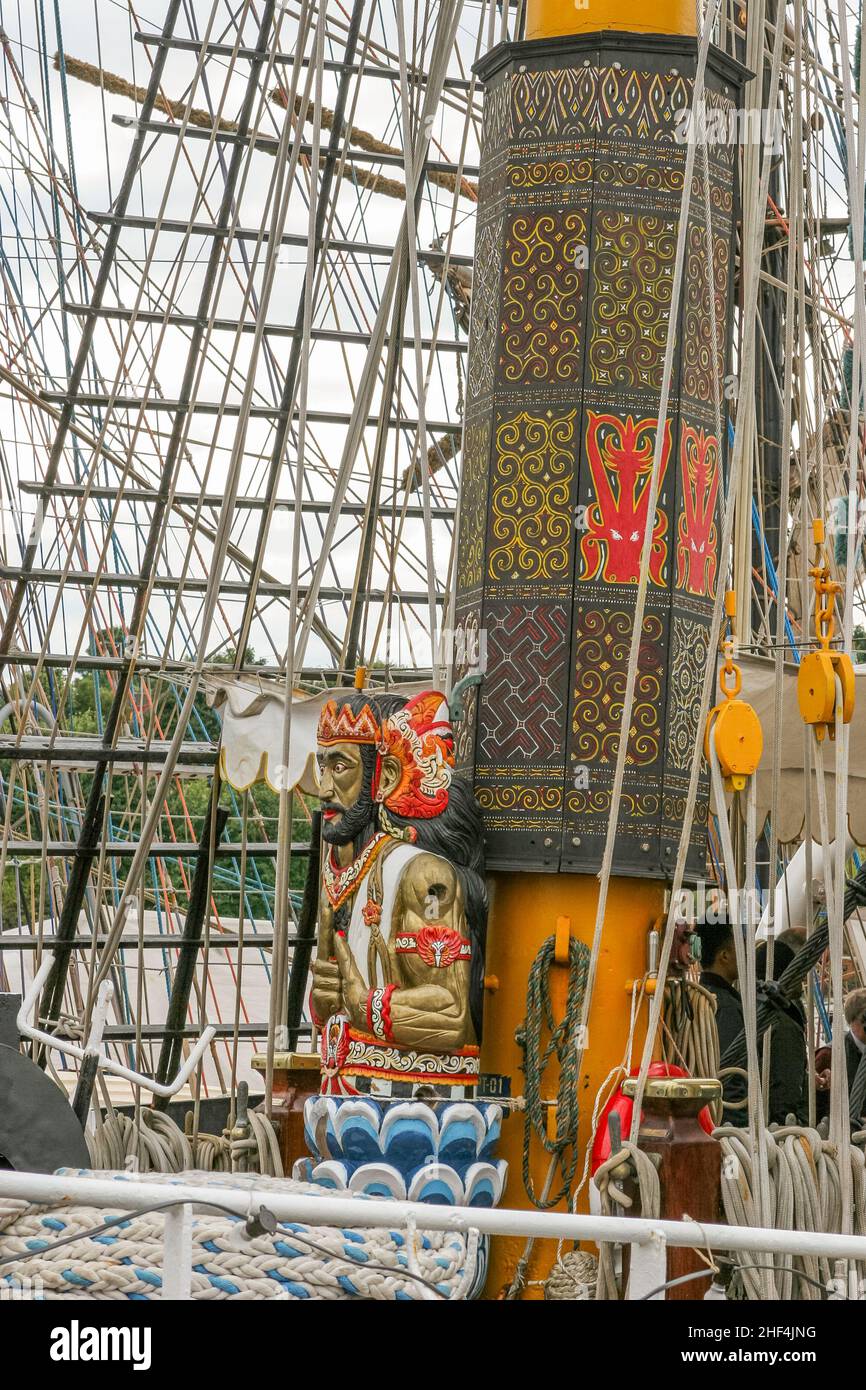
[
  {"x1": 2, "y1": 1169, "x2": 866, "y2": 1300},
  {"x1": 17, "y1": 960, "x2": 216, "y2": 1100}
]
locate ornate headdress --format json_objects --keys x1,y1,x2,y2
[
  {"x1": 377, "y1": 691, "x2": 454, "y2": 819},
  {"x1": 317, "y1": 699, "x2": 380, "y2": 746},
  {"x1": 316, "y1": 691, "x2": 454, "y2": 820}
]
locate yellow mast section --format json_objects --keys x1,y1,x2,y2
[{"x1": 525, "y1": 0, "x2": 696, "y2": 39}]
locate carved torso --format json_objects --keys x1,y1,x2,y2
[{"x1": 313, "y1": 836, "x2": 479, "y2": 1095}]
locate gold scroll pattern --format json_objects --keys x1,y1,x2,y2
[
  {"x1": 571, "y1": 608, "x2": 664, "y2": 766},
  {"x1": 589, "y1": 212, "x2": 677, "y2": 389},
  {"x1": 456, "y1": 418, "x2": 491, "y2": 592},
  {"x1": 466, "y1": 217, "x2": 502, "y2": 402},
  {"x1": 507, "y1": 157, "x2": 593, "y2": 191},
  {"x1": 488, "y1": 410, "x2": 576, "y2": 582},
  {"x1": 668, "y1": 616, "x2": 710, "y2": 771},
  {"x1": 683, "y1": 222, "x2": 730, "y2": 404},
  {"x1": 501, "y1": 209, "x2": 587, "y2": 383}
]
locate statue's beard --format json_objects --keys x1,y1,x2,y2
[{"x1": 320, "y1": 793, "x2": 375, "y2": 847}]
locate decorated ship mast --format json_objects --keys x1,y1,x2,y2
[
  {"x1": 3, "y1": 0, "x2": 866, "y2": 1307},
  {"x1": 451, "y1": 0, "x2": 744, "y2": 1293}
]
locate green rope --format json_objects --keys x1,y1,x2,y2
[{"x1": 515, "y1": 934, "x2": 591, "y2": 1210}]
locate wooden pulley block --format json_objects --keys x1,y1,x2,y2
[{"x1": 704, "y1": 699, "x2": 763, "y2": 790}]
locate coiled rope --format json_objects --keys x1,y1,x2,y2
[
  {"x1": 715, "y1": 1124, "x2": 866, "y2": 1299},
  {"x1": 544, "y1": 1249, "x2": 598, "y2": 1300},
  {"x1": 592, "y1": 1141, "x2": 661, "y2": 1301},
  {"x1": 662, "y1": 979, "x2": 723, "y2": 1124},
  {"x1": 515, "y1": 934, "x2": 590, "y2": 1211},
  {"x1": 0, "y1": 1169, "x2": 480, "y2": 1301},
  {"x1": 86, "y1": 1110, "x2": 283, "y2": 1177}
]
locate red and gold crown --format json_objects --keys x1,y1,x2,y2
[{"x1": 317, "y1": 698, "x2": 381, "y2": 746}]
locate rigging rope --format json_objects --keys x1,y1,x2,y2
[
  {"x1": 627, "y1": 0, "x2": 790, "y2": 1151},
  {"x1": 514, "y1": 934, "x2": 590, "y2": 1212},
  {"x1": 55, "y1": 50, "x2": 478, "y2": 204},
  {"x1": 720, "y1": 858, "x2": 866, "y2": 1076}
]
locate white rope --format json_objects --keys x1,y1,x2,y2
[
  {"x1": 832, "y1": 0, "x2": 866, "y2": 1251},
  {"x1": 627, "y1": 0, "x2": 789, "y2": 1144},
  {"x1": 574, "y1": 0, "x2": 724, "y2": 1100},
  {"x1": 0, "y1": 1170, "x2": 479, "y2": 1301},
  {"x1": 716, "y1": 1125, "x2": 866, "y2": 1300},
  {"x1": 266, "y1": 0, "x2": 327, "y2": 1107},
  {"x1": 763, "y1": 0, "x2": 803, "y2": 1114},
  {"x1": 291, "y1": 0, "x2": 466, "y2": 669},
  {"x1": 708, "y1": 735, "x2": 775, "y2": 1295}
]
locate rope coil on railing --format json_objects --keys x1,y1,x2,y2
[
  {"x1": 715, "y1": 1124, "x2": 866, "y2": 1300},
  {"x1": 593, "y1": 1141, "x2": 661, "y2": 1301}
]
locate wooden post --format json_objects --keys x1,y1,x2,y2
[{"x1": 623, "y1": 1076, "x2": 722, "y2": 1299}]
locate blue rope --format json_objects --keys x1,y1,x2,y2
[{"x1": 727, "y1": 418, "x2": 798, "y2": 661}]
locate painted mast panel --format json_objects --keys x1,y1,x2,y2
[{"x1": 454, "y1": 28, "x2": 745, "y2": 879}]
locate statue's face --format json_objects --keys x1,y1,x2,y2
[{"x1": 316, "y1": 741, "x2": 371, "y2": 845}]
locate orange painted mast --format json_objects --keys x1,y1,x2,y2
[
  {"x1": 525, "y1": 0, "x2": 696, "y2": 38},
  {"x1": 453, "y1": 0, "x2": 744, "y2": 1296}
]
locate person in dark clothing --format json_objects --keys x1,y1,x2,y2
[
  {"x1": 815, "y1": 987, "x2": 866, "y2": 1125},
  {"x1": 696, "y1": 922, "x2": 748, "y2": 1125},
  {"x1": 756, "y1": 938, "x2": 808, "y2": 1126}
]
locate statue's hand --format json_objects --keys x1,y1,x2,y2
[
  {"x1": 311, "y1": 957, "x2": 342, "y2": 1022},
  {"x1": 333, "y1": 933, "x2": 368, "y2": 1026}
]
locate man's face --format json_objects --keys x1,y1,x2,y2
[
  {"x1": 317, "y1": 742, "x2": 371, "y2": 845},
  {"x1": 852, "y1": 1014, "x2": 866, "y2": 1045}
]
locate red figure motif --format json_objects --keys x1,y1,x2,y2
[
  {"x1": 676, "y1": 425, "x2": 719, "y2": 597},
  {"x1": 414, "y1": 924, "x2": 472, "y2": 969},
  {"x1": 580, "y1": 412, "x2": 672, "y2": 586}
]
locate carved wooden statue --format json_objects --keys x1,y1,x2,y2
[{"x1": 309, "y1": 688, "x2": 488, "y2": 1097}]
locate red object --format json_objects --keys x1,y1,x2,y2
[
  {"x1": 591, "y1": 1062, "x2": 714, "y2": 1174},
  {"x1": 365, "y1": 983, "x2": 397, "y2": 1043}
]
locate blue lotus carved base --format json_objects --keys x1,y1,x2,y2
[{"x1": 292, "y1": 1096, "x2": 507, "y2": 1207}]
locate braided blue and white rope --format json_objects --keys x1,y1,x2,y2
[{"x1": 0, "y1": 1169, "x2": 485, "y2": 1301}]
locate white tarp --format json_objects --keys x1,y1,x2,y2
[{"x1": 204, "y1": 677, "x2": 428, "y2": 797}]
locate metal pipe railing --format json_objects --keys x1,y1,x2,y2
[{"x1": 2, "y1": 1168, "x2": 866, "y2": 1262}]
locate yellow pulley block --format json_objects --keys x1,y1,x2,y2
[
  {"x1": 704, "y1": 591, "x2": 763, "y2": 790},
  {"x1": 797, "y1": 649, "x2": 855, "y2": 741},
  {"x1": 798, "y1": 520, "x2": 857, "y2": 740},
  {"x1": 704, "y1": 697, "x2": 764, "y2": 791}
]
